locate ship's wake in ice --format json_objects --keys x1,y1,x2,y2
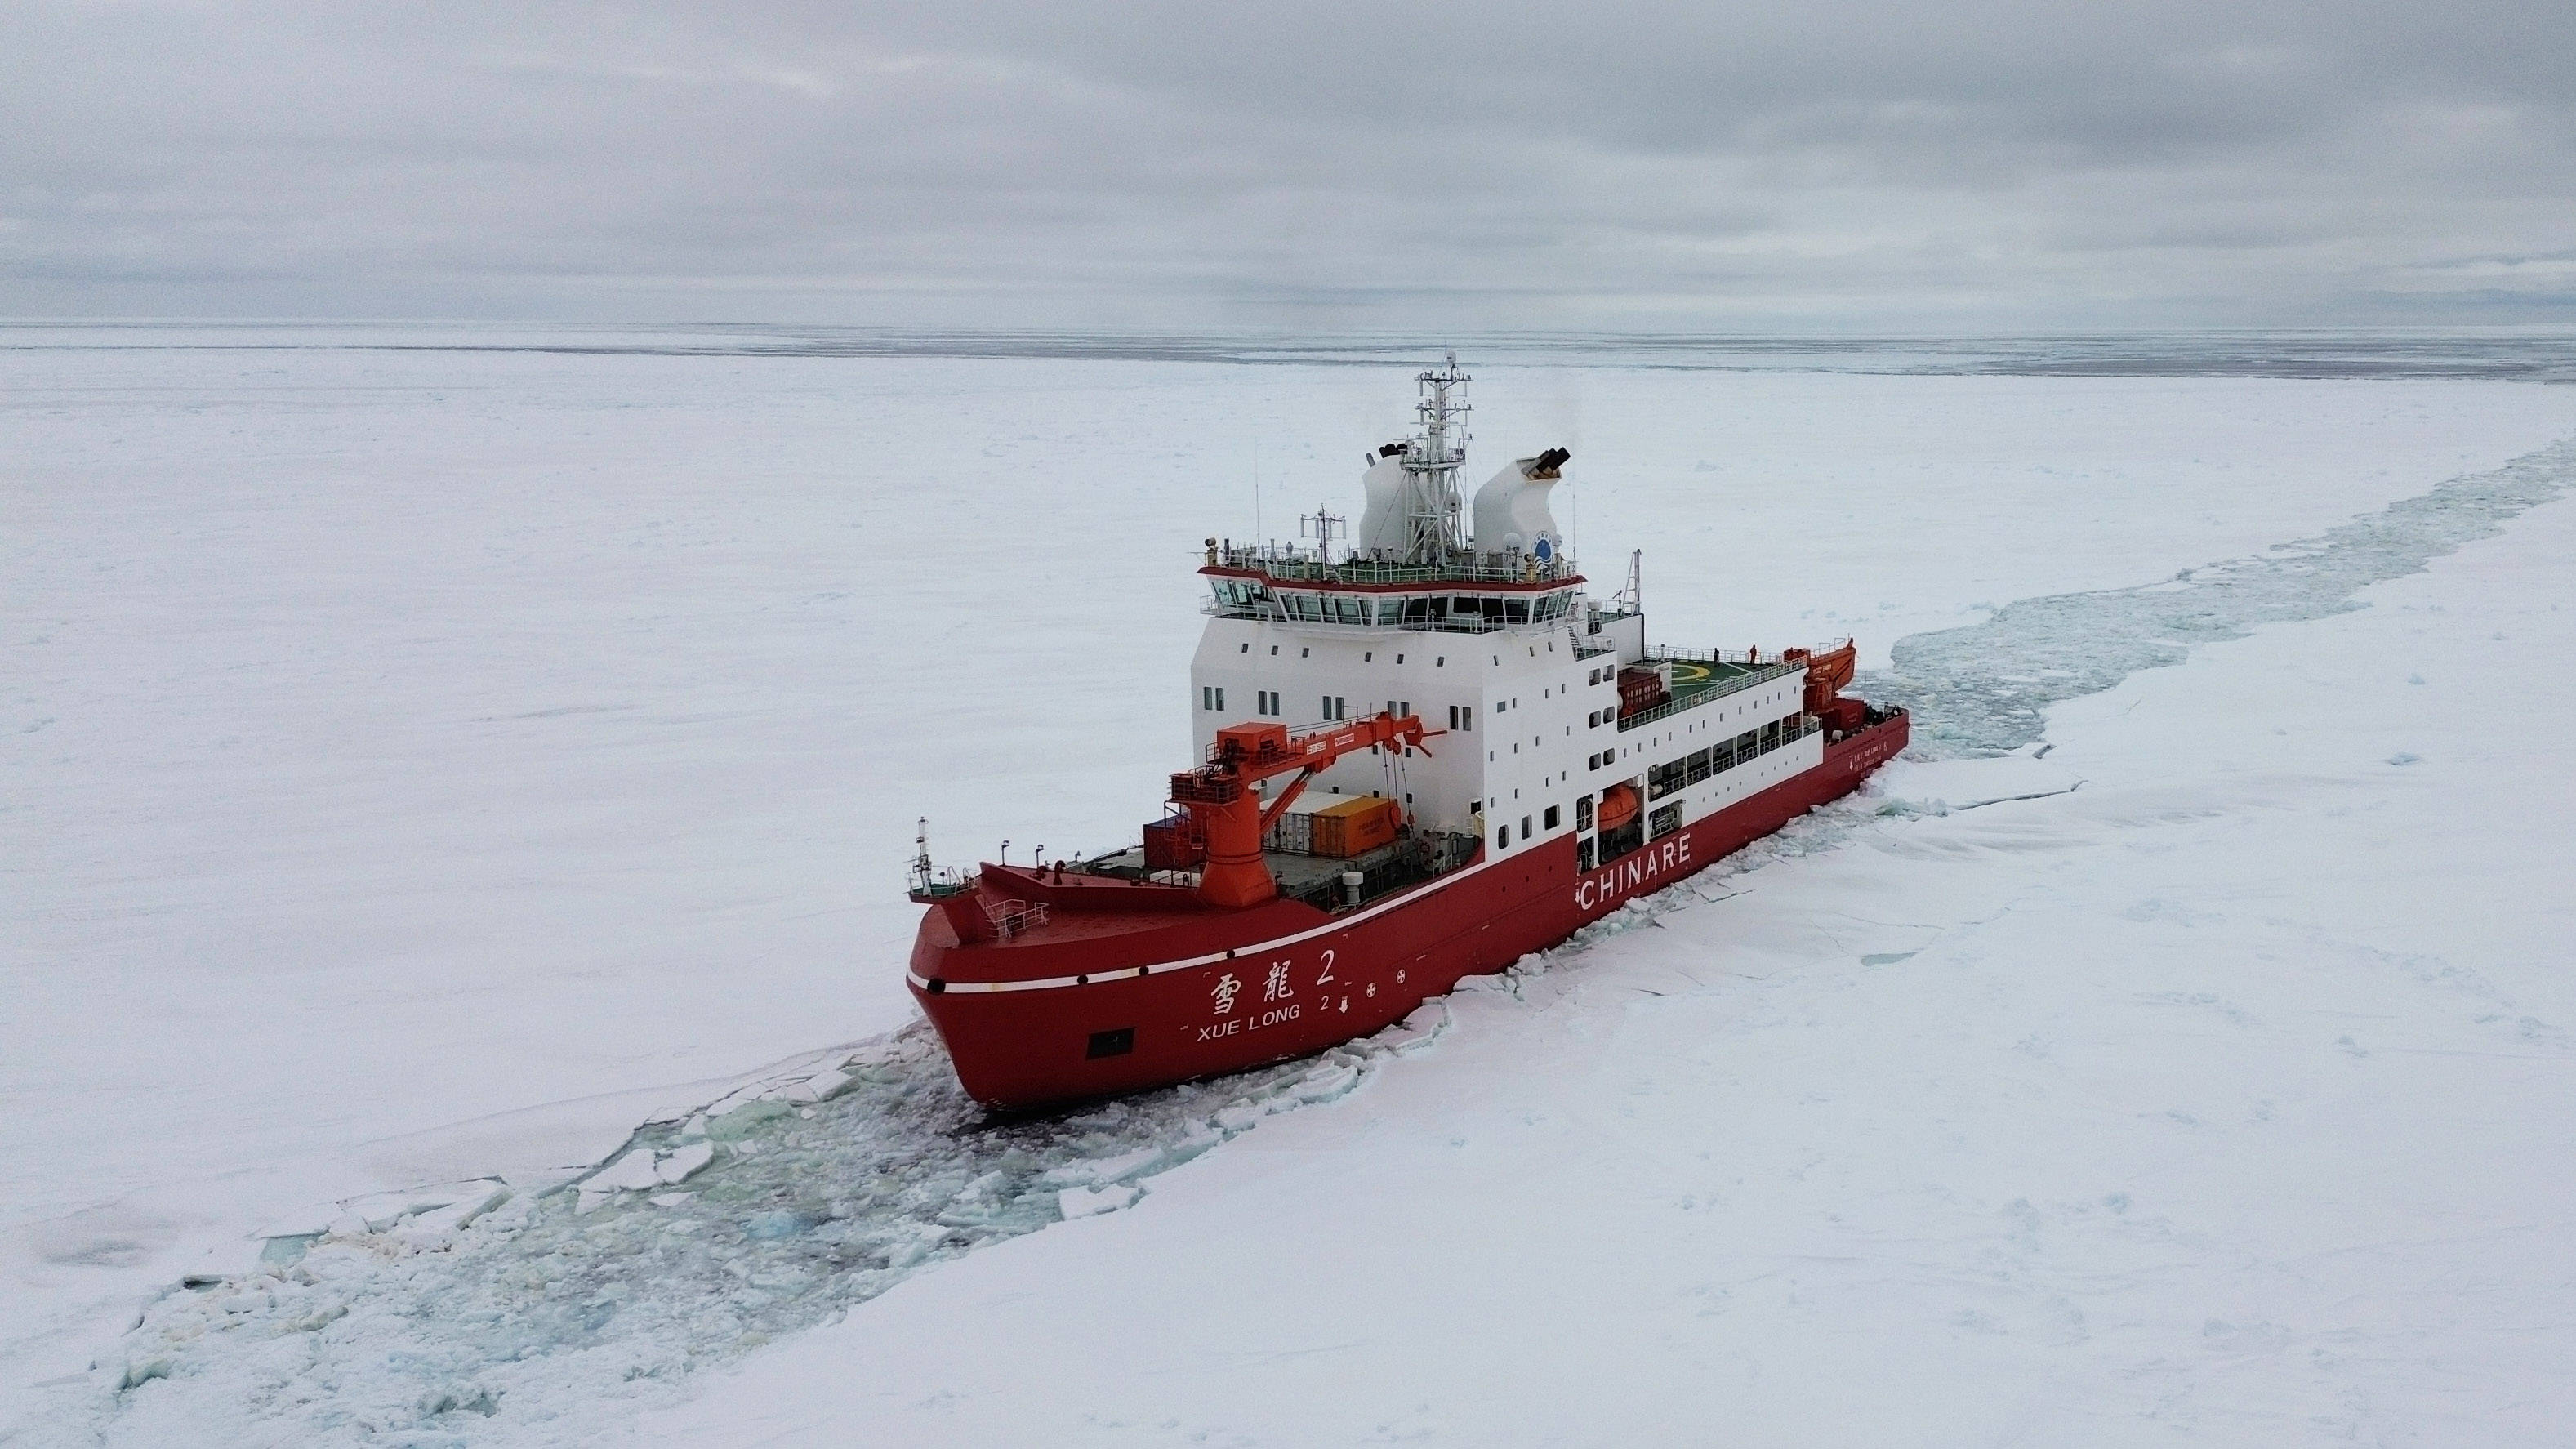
[
  {"x1": 44, "y1": 437, "x2": 2576, "y2": 1448},
  {"x1": 1865, "y1": 438, "x2": 2576, "y2": 756},
  {"x1": 53, "y1": 1014, "x2": 1446, "y2": 1447}
]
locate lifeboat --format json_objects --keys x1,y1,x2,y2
[{"x1": 1597, "y1": 782, "x2": 1641, "y2": 832}]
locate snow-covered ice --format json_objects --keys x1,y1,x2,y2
[
  {"x1": 626, "y1": 451, "x2": 2576, "y2": 1448},
  {"x1": 6, "y1": 325, "x2": 2574, "y2": 1445}
]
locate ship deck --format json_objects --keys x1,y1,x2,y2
[
  {"x1": 1621, "y1": 651, "x2": 1809, "y2": 733},
  {"x1": 1079, "y1": 829, "x2": 1476, "y2": 913},
  {"x1": 1085, "y1": 841, "x2": 1407, "y2": 900}
]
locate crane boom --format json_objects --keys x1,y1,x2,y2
[{"x1": 1171, "y1": 712, "x2": 1439, "y2": 908}]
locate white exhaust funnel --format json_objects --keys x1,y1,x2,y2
[{"x1": 1470, "y1": 448, "x2": 1569, "y2": 559}]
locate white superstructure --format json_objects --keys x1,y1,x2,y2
[{"x1": 1188, "y1": 360, "x2": 1828, "y2": 873}]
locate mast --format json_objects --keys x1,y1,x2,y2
[{"x1": 1398, "y1": 350, "x2": 1472, "y2": 565}]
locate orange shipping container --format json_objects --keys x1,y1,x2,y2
[{"x1": 1308, "y1": 796, "x2": 1400, "y2": 858}]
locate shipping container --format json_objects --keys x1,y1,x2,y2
[
  {"x1": 1261, "y1": 807, "x2": 1314, "y2": 855},
  {"x1": 1308, "y1": 796, "x2": 1400, "y2": 858},
  {"x1": 1616, "y1": 666, "x2": 1669, "y2": 717}
]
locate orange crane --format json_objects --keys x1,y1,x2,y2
[
  {"x1": 1170, "y1": 713, "x2": 1439, "y2": 907},
  {"x1": 1790, "y1": 640, "x2": 1857, "y2": 716}
]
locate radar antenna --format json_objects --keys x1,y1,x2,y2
[
  {"x1": 910, "y1": 817, "x2": 938, "y2": 895},
  {"x1": 1398, "y1": 350, "x2": 1472, "y2": 565},
  {"x1": 1300, "y1": 506, "x2": 1348, "y2": 564}
]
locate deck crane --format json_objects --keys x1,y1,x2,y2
[{"x1": 1170, "y1": 713, "x2": 1440, "y2": 907}]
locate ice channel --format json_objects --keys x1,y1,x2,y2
[
  {"x1": 41, "y1": 1014, "x2": 1445, "y2": 1447},
  {"x1": 1865, "y1": 438, "x2": 2576, "y2": 757},
  {"x1": 41, "y1": 435, "x2": 2576, "y2": 1448}
]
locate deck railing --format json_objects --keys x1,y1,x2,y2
[
  {"x1": 1199, "y1": 599, "x2": 1571, "y2": 634},
  {"x1": 983, "y1": 899, "x2": 1050, "y2": 939},
  {"x1": 1206, "y1": 545, "x2": 1580, "y2": 587},
  {"x1": 1616, "y1": 658, "x2": 1807, "y2": 733}
]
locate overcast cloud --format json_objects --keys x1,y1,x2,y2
[{"x1": 5, "y1": 0, "x2": 2571, "y2": 328}]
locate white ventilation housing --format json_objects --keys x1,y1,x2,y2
[
  {"x1": 1470, "y1": 452, "x2": 1567, "y2": 559},
  {"x1": 1353, "y1": 449, "x2": 1411, "y2": 558}
]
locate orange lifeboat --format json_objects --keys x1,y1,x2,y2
[{"x1": 1597, "y1": 782, "x2": 1641, "y2": 832}]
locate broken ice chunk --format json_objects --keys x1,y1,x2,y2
[
  {"x1": 391, "y1": 1185, "x2": 512, "y2": 1247},
  {"x1": 1289, "y1": 1063, "x2": 1359, "y2": 1102},
  {"x1": 780, "y1": 1068, "x2": 854, "y2": 1103},
  {"x1": 1041, "y1": 1144, "x2": 1165, "y2": 1187},
  {"x1": 743, "y1": 1210, "x2": 813, "y2": 1240},
  {"x1": 258, "y1": 1234, "x2": 319, "y2": 1268},
  {"x1": 335, "y1": 1188, "x2": 474, "y2": 1233},
  {"x1": 655, "y1": 1141, "x2": 714, "y2": 1184},
  {"x1": 1058, "y1": 1184, "x2": 1142, "y2": 1219},
  {"x1": 706, "y1": 1099, "x2": 791, "y2": 1141},
  {"x1": 1373, "y1": 1002, "x2": 1448, "y2": 1054},
  {"x1": 583, "y1": 1149, "x2": 662, "y2": 1194}
]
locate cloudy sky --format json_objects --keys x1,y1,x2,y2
[{"x1": 6, "y1": 0, "x2": 2571, "y2": 329}]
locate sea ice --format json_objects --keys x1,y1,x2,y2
[{"x1": 11, "y1": 332, "x2": 2574, "y2": 1447}]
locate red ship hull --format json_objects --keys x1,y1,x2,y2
[{"x1": 911, "y1": 713, "x2": 1908, "y2": 1109}]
